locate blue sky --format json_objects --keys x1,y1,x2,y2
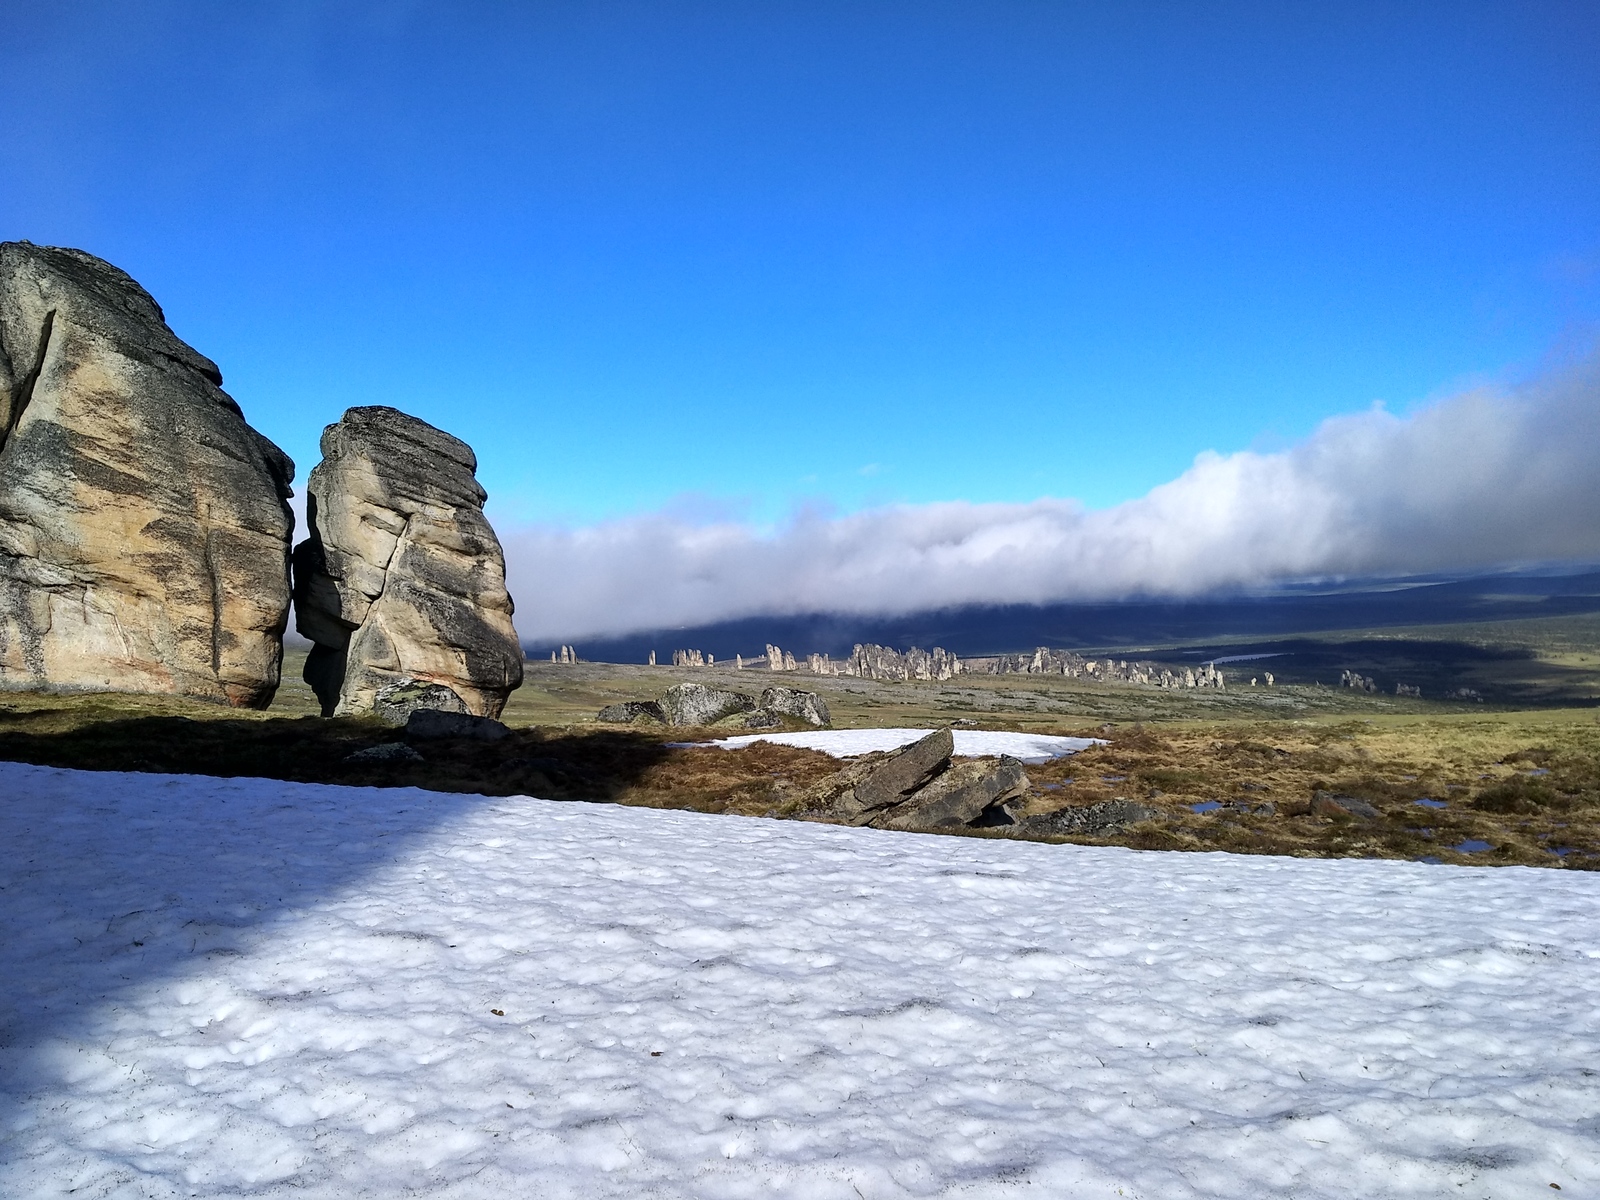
[{"x1": 3, "y1": 2, "x2": 1597, "y2": 532}]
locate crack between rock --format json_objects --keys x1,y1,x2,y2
[{"x1": 2, "y1": 308, "x2": 55, "y2": 451}]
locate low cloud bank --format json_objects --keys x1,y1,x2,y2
[{"x1": 503, "y1": 355, "x2": 1600, "y2": 642}]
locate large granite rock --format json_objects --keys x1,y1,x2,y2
[
  {"x1": 0, "y1": 243, "x2": 295, "y2": 707},
  {"x1": 292, "y1": 406, "x2": 522, "y2": 718},
  {"x1": 758, "y1": 685, "x2": 831, "y2": 727},
  {"x1": 659, "y1": 682, "x2": 755, "y2": 726}
]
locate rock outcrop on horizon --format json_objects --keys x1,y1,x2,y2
[
  {"x1": 0, "y1": 242, "x2": 295, "y2": 707},
  {"x1": 292, "y1": 406, "x2": 523, "y2": 719}
]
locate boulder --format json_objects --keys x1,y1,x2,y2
[
  {"x1": 291, "y1": 406, "x2": 522, "y2": 719},
  {"x1": 813, "y1": 728, "x2": 955, "y2": 824},
  {"x1": 0, "y1": 243, "x2": 295, "y2": 707},
  {"x1": 375, "y1": 679, "x2": 470, "y2": 726},
  {"x1": 743, "y1": 709, "x2": 782, "y2": 729},
  {"x1": 1310, "y1": 791, "x2": 1378, "y2": 820},
  {"x1": 850, "y1": 728, "x2": 954, "y2": 813},
  {"x1": 597, "y1": 699, "x2": 665, "y2": 724},
  {"x1": 404, "y1": 708, "x2": 510, "y2": 741},
  {"x1": 882, "y1": 756, "x2": 1030, "y2": 831},
  {"x1": 659, "y1": 682, "x2": 755, "y2": 726},
  {"x1": 758, "y1": 685, "x2": 831, "y2": 727}
]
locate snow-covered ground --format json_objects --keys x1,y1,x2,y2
[
  {"x1": 687, "y1": 728, "x2": 1104, "y2": 763},
  {"x1": 2, "y1": 761, "x2": 1597, "y2": 1199}
]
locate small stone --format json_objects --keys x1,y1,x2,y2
[
  {"x1": 815, "y1": 728, "x2": 955, "y2": 823},
  {"x1": 1310, "y1": 791, "x2": 1378, "y2": 819}
]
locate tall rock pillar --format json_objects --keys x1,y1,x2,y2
[
  {"x1": 0, "y1": 243, "x2": 295, "y2": 707},
  {"x1": 292, "y1": 406, "x2": 523, "y2": 718}
]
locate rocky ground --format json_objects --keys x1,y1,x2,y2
[{"x1": 1, "y1": 651, "x2": 1595, "y2": 870}]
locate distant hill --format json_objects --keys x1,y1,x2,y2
[{"x1": 547, "y1": 567, "x2": 1600, "y2": 665}]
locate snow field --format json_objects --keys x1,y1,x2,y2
[
  {"x1": 1, "y1": 761, "x2": 1597, "y2": 1198},
  {"x1": 689, "y1": 728, "x2": 1104, "y2": 762}
]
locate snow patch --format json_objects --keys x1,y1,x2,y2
[
  {"x1": 682, "y1": 727, "x2": 1105, "y2": 763},
  {"x1": 2, "y1": 762, "x2": 1597, "y2": 1198}
]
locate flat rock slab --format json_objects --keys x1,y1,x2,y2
[{"x1": 687, "y1": 728, "x2": 1104, "y2": 763}]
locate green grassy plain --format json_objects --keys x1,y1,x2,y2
[{"x1": 2, "y1": 614, "x2": 1596, "y2": 870}]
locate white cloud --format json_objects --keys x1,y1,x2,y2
[{"x1": 500, "y1": 353, "x2": 1600, "y2": 642}]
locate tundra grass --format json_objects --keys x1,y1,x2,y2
[{"x1": 3, "y1": 650, "x2": 1596, "y2": 870}]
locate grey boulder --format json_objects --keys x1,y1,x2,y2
[
  {"x1": 375, "y1": 679, "x2": 470, "y2": 726},
  {"x1": 0, "y1": 243, "x2": 295, "y2": 707},
  {"x1": 404, "y1": 708, "x2": 511, "y2": 741},
  {"x1": 882, "y1": 756, "x2": 1030, "y2": 831},
  {"x1": 848, "y1": 728, "x2": 954, "y2": 817},
  {"x1": 597, "y1": 700, "x2": 665, "y2": 724},
  {"x1": 292, "y1": 406, "x2": 523, "y2": 719},
  {"x1": 813, "y1": 728, "x2": 955, "y2": 825},
  {"x1": 659, "y1": 682, "x2": 755, "y2": 726},
  {"x1": 758, "y1": 685, "x2": 831, "y2": 727}
]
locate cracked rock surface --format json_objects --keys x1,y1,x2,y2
[
  {"x1": 0, "y1": 243, "x2": 295, "y2": 707},
  {"x1": 292, "y1": 406, "x2": 522, "y2": 718}
]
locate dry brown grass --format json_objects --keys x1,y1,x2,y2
[{"x1": 3, "y1": 654, "x2": 1596, "y2": 870}]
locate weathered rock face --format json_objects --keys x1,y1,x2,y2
[
  {"x1": 0, "y1": 243, "x2": 295, "y2": 707},
  {"x1": 758, "y1": 685, "x2": 830, "y2": 727},
  {"x1": 805, "y1": 729, "x2": 1034, "y2": 831},
  {"x1": 597, "y1": 699, "x2": 665, "y2": 724},
  {"x1": 810, "y1": 728, "x2": 955, "y2": 825},
  {"x1": 292, "y1": 406, "x2": 522, "y2": 718},
  {"x1": 658, "y1": 682, "x2": 755, "y2": 726},
  {"x1": 882, "y1": 756, "x2": 1029, "y2": 831}
]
